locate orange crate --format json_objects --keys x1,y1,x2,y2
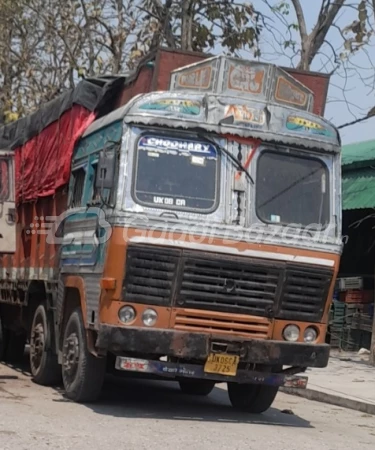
[{"x1": 340, "y1": 290, "x2": 374, "y2": 304}]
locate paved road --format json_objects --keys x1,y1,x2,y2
[{"x1": 1, "y1": 361, "x2": 375, "y2": 450}]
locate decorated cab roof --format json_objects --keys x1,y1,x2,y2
[
  {"x1": 170, "y1": 55, "x2": 315, "y2": 113},
  {"x1": 83, "y1": 56, "x2": 340, "y2": 153}
]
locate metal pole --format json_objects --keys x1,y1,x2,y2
[
  {"x1": 371, "y1": 274, "x2": 375, "y2": 365},
  {"x1": 371, "y1": 303, "x2": 375, "y2": 365}
]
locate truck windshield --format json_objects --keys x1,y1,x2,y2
[
  {"x1": 133, "y1": 134, "x2": 219, "y2": 213},
  {"x1": 256, "y1": 150, "x2": 329, "y2": 228}
]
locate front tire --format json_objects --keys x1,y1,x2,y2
[
  {"x1": 30, "y1": 304, "x2": 61, "y2": 386},
  {"x1": 179, "y1": 380, "x2": 215, "y2": 396},
  {"x1": 228, "y1": 383, "x2": 279, "y2": 414},
  {"x1": 62, "y1": 308, "x2": 106, "y2": 403}
]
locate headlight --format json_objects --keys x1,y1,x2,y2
[
  {"x1": 283, "y1": 324, "x2": 300, "y2": 342},
  {"x1": 118, "y1": 306, "x2": 136, "y2": 324},
  {"x1": 142, "y1": 309, "x2": 158, "y2": 327},
  {"x1": 304, "y1": 327, "x2": 318, "y2": 343}
]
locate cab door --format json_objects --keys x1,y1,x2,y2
[{"x1": 0, "y1": 151, "x2": 16, "y2": 253}]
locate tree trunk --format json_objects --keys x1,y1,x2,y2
[
  {"x1": 181, "y1": 0, "x2": 193, "y2": 51},
  {"x1": 298, "y1": 44, "x2": 311, "y2": 71},
  {"x1": 293, "y1": 0, "x2": 345, "y2": 71},
  {"x1": 0, "y1": 29, "x2": 13, "y2": 126}
]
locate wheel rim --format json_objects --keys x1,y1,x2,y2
[
  {"x1": 30, "y1": 319, "x2": 45, "y2": 374},
  {"x1": 63, "y1": 332, "x2": 80, "y2": 385}
]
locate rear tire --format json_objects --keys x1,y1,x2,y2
[
  {"x1": 179, "y1": 380, "x2": 215, "y2": 396},
  {"x1": 62, "y1": 308, "x2": 106, "y2": 403},
  {"x1": 30, "y1": 304, "x2": 61, "y2": 386},
  {"x1": 228, "y1": 383, "x2": 279, "y2": 414}
]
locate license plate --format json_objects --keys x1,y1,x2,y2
[
  {"x1": 204, "y1": 353, "x2": 240, "y2": 376},
  {"x1": 116, "y1": 357, "x2": 151, "y2": 373}
]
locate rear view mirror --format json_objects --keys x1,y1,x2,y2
[{"x1": 96, "y1": 148, "x2": 116, "y2": 190}]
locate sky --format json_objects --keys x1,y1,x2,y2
[{"x1": 239, "y1": 1, "x2": 375, "y2": 145}]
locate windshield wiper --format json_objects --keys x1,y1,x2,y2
[{"x1": 198, "y1": 133, "x2": 254, "y2": 184}]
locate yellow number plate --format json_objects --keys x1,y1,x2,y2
[{"x1": 204, "y1": 353, "x2": 240, "y2": 376}]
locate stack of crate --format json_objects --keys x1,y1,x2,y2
[
  {"x1": 341, "y1": 322, "x2": 362, "y2": 351},
  {"x1": 349, "y1": 309, "x2": 373, "y2": 350},
  {"x1": 329, "y1": 301, "x2": 346, "y2": 348},
  {"x1": 335, "y1": 277, "x2": 374, "y2": 351},
  {"x1": 340, "y1": 289, "x2": 373, "y2": 304}
]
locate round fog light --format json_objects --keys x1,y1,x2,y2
[
  {"x1": 304, "y1": 327, "x2": 318, "y2": 343},
  {"x1": 118, "y1": 306, "x2": 136, "y2": 324},
  {"x1": 142, "y1": 309, "x2": 158, "y2": 327},
  {"x1": 283, "y1": 324, "x2": 300, "y2": 342}
]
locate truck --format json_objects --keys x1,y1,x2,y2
[{"x1": 0, "y1": 48, "x2": 341, "y2": 413}]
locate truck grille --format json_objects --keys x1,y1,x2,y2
[
  {"x1": 123, "y1": 246, "x2": 179, "y2": 306},
  {"x1": 122, "y1": 245, "x2": 333, "y2": 322},
  {"x1": 178, "y1": 256, "x2": 279, "y2": 316},
  {"x1": 173, "y1": 309, "x2": 271, "y2": 338},
  {"x1": 279, "y1": 269, "x2": 332, "y2": 322}
]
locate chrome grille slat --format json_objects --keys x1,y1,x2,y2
[
  {"x1": 279, "y1": 270, "x2": 332, "y2": 321},
  {"x1": 123, "y1": 247, "x2": 180, "y2": 306},
  {"x1": 122, "y1": 245, "x2": 333, "y2": 322},
  {"x1": 179, "y1": 257, "x2": 278, "y2": 316},
  {"x1": 174, "y1": 310, "x2": 271, "y2": 338}
]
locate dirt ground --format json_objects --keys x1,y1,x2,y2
[{"x1": 1, "y1": 359, "x2": 375, "y2": 450}]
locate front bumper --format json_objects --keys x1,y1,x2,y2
[
  {"x1": 96, "y1": 325, "x2": 330, "y2": 368},
  {"x1": 114, "y1": 355, "x2": 308, "y2": 388}
]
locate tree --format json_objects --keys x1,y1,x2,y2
[
  {"x1": 260, "y1": 1, "x2": 375, "y2": 123},
  {"x1": 0, "y1": 0, "x2": 262, "y2": 124},
  {"x1": 133, "y1": 0, "x2": 261, "y2": 55},
  {"x1": 0, "y1": 0, "x2": 143, "y2": 124},
  {"x1": 261, "y1": 1, "x2": 374, "y2": 70}
]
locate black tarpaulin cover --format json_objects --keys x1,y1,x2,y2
[{"x1": 0, "y1": 76, "x2": 124, "y2": 202}]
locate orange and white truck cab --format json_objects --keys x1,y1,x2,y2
[{"x1": 0, "y1": 54, "x2": 341, "y2": 413}]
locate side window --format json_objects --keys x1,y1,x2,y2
[
  {"x1": 71, "y1": 167, "x2": 86, "y2": 207},
  {"x1": 0, "y1": 159, "x2": 9, "y2": 201},
  {"x1": 89, "y1": 147, "x2": 117, "y2": 205}
]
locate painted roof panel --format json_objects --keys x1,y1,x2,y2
[
  {"x1": 342, "y1": 168, "x2": 375, "y2": 210},
  {"x1": 342, "y1": 139, "x2": 375, "y2": 167}
]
